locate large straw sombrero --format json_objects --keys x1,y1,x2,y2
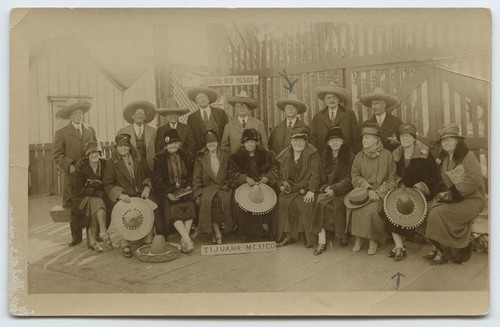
[
  {"x1": 123, "y1": 101, "x2": 157, "y2": 124},
  {"x1": 187, "y1": 86, "x2": 219, "y2": 104},
  {"x1": 234, "y1": 183, "x2": 277, "y2": 215},
  {"x1": 359, "y1": 87, "x2": 400, "y2": 111},
  {"x1": 156, "y1": 97, "x2": 190, "y2": 116},
  {"x1": 111, "y1": 197, "x2": 155, "y2": 241},
  {"x1": 227, "y1": 91, "x2": 258, "y2": 109},
  {"x1": 136, "y1": 235, "x2": 181, "y2": 263},
  {"x1": 314, "y1": 82, "x2": 350, "y2": 102},
  {"x1": 383, "y1": 187, "x2": 428, "y2": 229},
  {"x1": 55, "y1": 98, "x2": 92, "y2": 120},
  {"x1": 276, "y1": 93, "x2": 308, "y2": 114}
]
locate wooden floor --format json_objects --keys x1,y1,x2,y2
[{"x1": 27, "y1": 196, "x2": 489, "y2": 294}]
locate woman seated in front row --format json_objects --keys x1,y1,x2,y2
[
  {"x1": 103, "y1": 133, "x2": 154, "y2": 258},
  {"x1": 192, "y1": 130, "x2": 233, "y2": 244},
  {"x1": 153, "y1": 129, "x2": 197, "y2": 254},
  {"x1": 424, "y1": 123, "x2": 486, "y2": 265},
  {"x1": 72, "y1": 141, "x2": 113, "y2": 253}
]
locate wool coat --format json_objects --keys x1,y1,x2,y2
[
  {"x1": 192, "y1": 147, "x2": 233, "y2": 234},
  {"x1": 363, "y1": 113, "x2": 403, "y2": 152},
  {"x1": 425, "y1": 142, "x2": 486, "y2": 249},
  {"x1": 155, "y1": 122, "x2": 194, "y2": 155},
  {"x1": 269, "y1": 118, "x2": 309, "y2": 156},
  {"x1": 221, "y1": 116, "x2": 268, "y2": 154},
  {"x1": 309, "y1": 104, "x2": 360, "y2": 154},
  {"x1": 310, "y1": 144, "x2": 354, "y2": 239},
  {"x1": 116, "y1": 124, "x2": 157, "y2": 171},
  {"x1": 275, "y1": 144, "x2": 321, "y2": 246},
  {"x1": 187, "y1": 107, "x2": 229, "y2": 153}
]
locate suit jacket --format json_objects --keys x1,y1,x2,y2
[
  {"x1": 310, "y1": 105, "x2": 360, "y2": 154},
  {"x1": 155, "y1": 122, "x2": 194, "y2": 155},
  {"x1": 116, "y1": 124, "x2": 157, "y2": 171},
  {"x1": 53, "y1": 123, "x2": 98, "y2": 205},
  {"x1": 187, "y1": 106, "x2": 229, "y2": 153},
  {"x1": 221, "y1": 116, "x2": 268, "y2": 154},
  {"x1": 269, "y1": 118, "x2": 309, "y2": 156},
  {"x1": 364, "y1": 113, "x2": 403, "y2": 152}
]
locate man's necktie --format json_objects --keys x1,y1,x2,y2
[
  {"x1": 203, "y1": 111, "x2": 209, "y2": 125},
  {"x1": 137, "y1": 128, "x2": 143, "y2": 140},
  {"x1": 242, "y1": 119, "x2": 246, "y2": 129},
  {"x1": 330, "y1": 111, "x2": 335, "y2": 124}
]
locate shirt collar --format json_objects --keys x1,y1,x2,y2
[
  {"x1": 376, "y1": 112, "x2": 387, "y2": 123},
  {"x1": 133, "y1": 123, "x2": 144, "y2": 133},
  {"x1": 286, "y1": 117, "x2": 297, "y2": 125},
  {"x1": 170, "y1": 122, "x2": 177, "y2": 129},
  {"x1": 71, "y1": 122, "x2": 82, "y2": 130},
  {"x1": 200, "y1": 106, "x2": 212, "y2": 116},
  {"x1": 238, "y1": 116, "x2": 248, "y2": 124}
]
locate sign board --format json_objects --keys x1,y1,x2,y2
[
  {"x1": 199, "y1": 75, "x2": 259, "y2": 87},
  {"x1": 201, "y1": 241, "x2": 276, "y2": 256}
]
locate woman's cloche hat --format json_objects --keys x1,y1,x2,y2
[
  {"x1": 115, "y1": 133, "x2": 132, "y2": 147},
  {"x1": 325, "y1": 127, "x2": 344, "y2": 142},
  {"x1": 241, "y1": 128, "x2": 260, "y2": 143},
  {"x1": 437, "y1": 123, "x2": 465, "y2": 143}
]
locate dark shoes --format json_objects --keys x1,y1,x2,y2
[
  {"x1": 313, "y1": 243, "x2": 326, "y2": 256},
  {"x1": 388, "y1": 247, "x2": 407, "y2": 261},
  {"x1": 276, "y1": 234, "x2": 295, "y2": 247},
  {"x1": 68, "y1": 239, "x2": 82, "y2": 247},
  {"x1": 430, "y1": 253, "x2": 448, "y2": 265},
  {"x1": 422, "y1": 249, "x2": 438, "y2": 260},
  {"x1": 340, "y1": 238, "x2": 350, "y2": 247}
]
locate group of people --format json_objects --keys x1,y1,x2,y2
[{"x1": 52, "y1": 83, "x2": 486, "y2": 265}]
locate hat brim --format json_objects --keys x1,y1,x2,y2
[
  {"x1": 187, "y1": 87, "x2": 219, "y2": 104},
  {"x1": 276, "y1": 99, "x2": 308, "y2": 114},
  {"x1": 111, "y1": 197, "x2": 155, "y2": 241},
  {"x1": 123, "y1": 101, "x2": 157, "y2": 124},
  {"x1": 227, "y1": 96, "x2": 258, "y2": 109},
  {"x1": 55, "y1": 102, "x2": 92, "y2": 120},
  {"x1": 344, "y1": 194, "x2": 372, "y2": 209},
  {"x1": 156, "y1": 108, "x2": 190, "y2": 116},
  {"x1": 136, "y1": 242, "x2": 181, "y2": 263},
  {"x1": 359, "y1": 93, "x2": 400, "y2": 111},
  {"x1": 437, "y1": 134, "x2": 465, "y2": 143},
  {"x1": 234, "y1": 184, "x2": 277, "y2": 214},
  {"x1": 314, "y1": 85, "x2": 350, "y2": 102},
  {"x1": 383, "y1": 188, "x2": 427, "y2": 229}
]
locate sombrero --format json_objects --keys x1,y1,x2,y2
[
  {"x1": 111, "y1": 197, "x2": 155, "y2": 241},
  {"x1": 136, "y1": 235, "x2": 181, "y2": 263},
  {"x1": 227, "y1": 91, "x2": 258, "y2": 109},
  {"x1": 156, "y1": 97, "x2": 190, "y2": 116},
  {"x1": 55, "y1": 98, "x2": 92, "y2": 120},
  {"x1": 276, "y1": 93, "x2": 308, "y2": 114},
  {"x1": 234, "y1": 183, "x2": 277, "y2": 215},
  {"x1": 314, "y1": 82, "x2": 350, "y2": 102},
  {"x1": 187, "y1": 86, "x2": 219, "y2": 104},
  {"x1": 344, "y1": 187, "x2": 371, "y2": 209},
  {"x1": 359, "y1": 87, "x2": 400, "y2": 111},
  {"x1": 383, "y1": 187, "x2": 427, "y2": 229},
  {"x1": 123, "y1": 101, "x2": 157, "y2": 124}
]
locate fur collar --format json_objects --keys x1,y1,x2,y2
[
  {"x1": 393, "y1": 140, "x2": 429, "y2": 162},
  {"x1": 438, "y1": 140, "x2": 469, "y2": 165},
  {"x1": 231, "y1": 145, "x2": 275, "y2": 173}
]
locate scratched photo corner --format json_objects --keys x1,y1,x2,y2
[{"x1": 10, "y1": 7, "x2": 490, "y2": 316}]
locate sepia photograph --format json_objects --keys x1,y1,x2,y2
[{"x1": 9, "y1": 6, "x2": 491, "y2": 316}]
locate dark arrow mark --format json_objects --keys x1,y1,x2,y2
[
  {"x1": 278, "y1": 68, "x2": 299, "y2": 92},
  {"x1": 391, "y1": 272, "x2": 406, "y2": 290}
]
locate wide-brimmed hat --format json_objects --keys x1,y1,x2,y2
[
  {"x1": 115, "y1": 133, "x2": 132, "y2": 147},
  {"x1": 187, "y1": 86, "x2": 219, "y2": 104},
  {"x1": 84, "y1": 141, "x2": 100, "y2": 156},
  {"x1": 276, "y1": 93, "x2": 308, "y2": 114},
  {"x1": 383, "y1": 187, "x2": 427, "y2": 229},
  {"x1": 290, "y1": 127, "x2": 309, "y2": 140},
  {"x1": 359, "y1": 87, "x2": 400, "y2": 111},
  {"x1": 156, "y1": 97, "x2": 190, "y2": 116},
  {"x1": 437, "y1": 123, "x2": 465, "y2": 143},
  {"x1": 234, "y1": 183, "x2": 277, "y2": 215},
  {"x1": 163, "y1": 129, "x2": 181, "y2": 145},
  {"x1": 344, "y1": 187, "x2": 371, "y2": 209},
  {"x1": 227, "y1": 91, "x2": 258, "y2": 109},
  {"x1": 398, "y1": 123, "x2": 417, "y2": 139},
  {"x1": 111, "y1": 197, "x2": 155, "y2": 241},
  {"x1": 314, "y1": 82, "x2": 350, "y2": 102},
  {"x1": 241, "y1": 128, "x2": 259, "y2": 143},
  {"x1": 55, "y1": 98, "x2": 92, "y2": 120},
  {"x1": 360, "y1": 123, "x2": 381, "y2": 138},
  {"x1": 136, "y1": 235, "x2": 181, "y2": 263},
  {"x1": 325, "y1": 127, "x2": 344, "y2": 142},
  {"x1": 204, "y1": 129, "x2": 219, "y2": 144},
  {"x1": 123, "y1": 101, "x2": 157, "y2": 124}
]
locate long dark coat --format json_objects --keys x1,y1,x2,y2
[
  {"x1": 310, "y1": 144, "x2": 354, "y2": 239},
  {"x1": 53, "y1": 123, "x2": 98, "y2": 206},
  {"x1": 192, "y1": 147, "x2": 233, "y2": 234},
  {"x1": 269, "y1": 118, "x2": 309, "y2": 156},
  {"x1": 155, "y1": 122, "x2": 194, "y2": 155},
  {"x1": 364, "y1": 113, "x2": 403, "y2": 152},
  {"x1": 187, "y1": 106, "x2": 229, "y2": 153},
  {"x1": 309, "y1": 104, "x2": 360, "y2": 154},
  {"x1": 275, "y1": 144, "x2": 321, "y2": 245}
]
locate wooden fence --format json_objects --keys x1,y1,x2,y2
[{"x1": 29, "y1": 143, "x2": 115, "y2": 197}]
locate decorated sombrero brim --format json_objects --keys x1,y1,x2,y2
[
  {"x1": 227, "y1": 91, "x2": 258, "y2": 109},
  {"x1": 276, "y1": 94, "x2": 308, "y2": 114},
  {"x1": 314, "y1": 83, "x2": 350, "y2": 102},
  {"x1": 187, "y1": 86, "x2": 219, "y2": 104},
  {"x1": 55, "y1": 98, "x2": 92, "y2": 120},
  {"x1": 156, "y1": 97, "x2": 190, "y2": 116},
  {"x1": 111, "y1": 197, "x2": 155, "y2": 241},
  {"x1": 123, "y1": 101, "x2": 157, "y2": 124},
  {"x1": 234, "y1": 183, "x2": 277, "y2": 215},
  {"x1": 359, "y1": 87, "x2": 400, "y2": 111},
  {"x1": 383, "y1": 187, "x2": 427, "y2": 229},
  {"x1": 136, "y1": 235, "x2": 181, "y2": 263}
]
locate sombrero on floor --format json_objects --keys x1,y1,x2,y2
[
  {"x1": 136, "y1": 235, "x2": 181, "y2": 263},
  {"x1": 234, "y1": 183, "x2": 277, "y2": 215},
  {"x1": 111, "y1": 197, "x2": 155, "y2": 241},
  {"x1": 383, "y1": 187, "x2": 427, "y2": 229}
]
